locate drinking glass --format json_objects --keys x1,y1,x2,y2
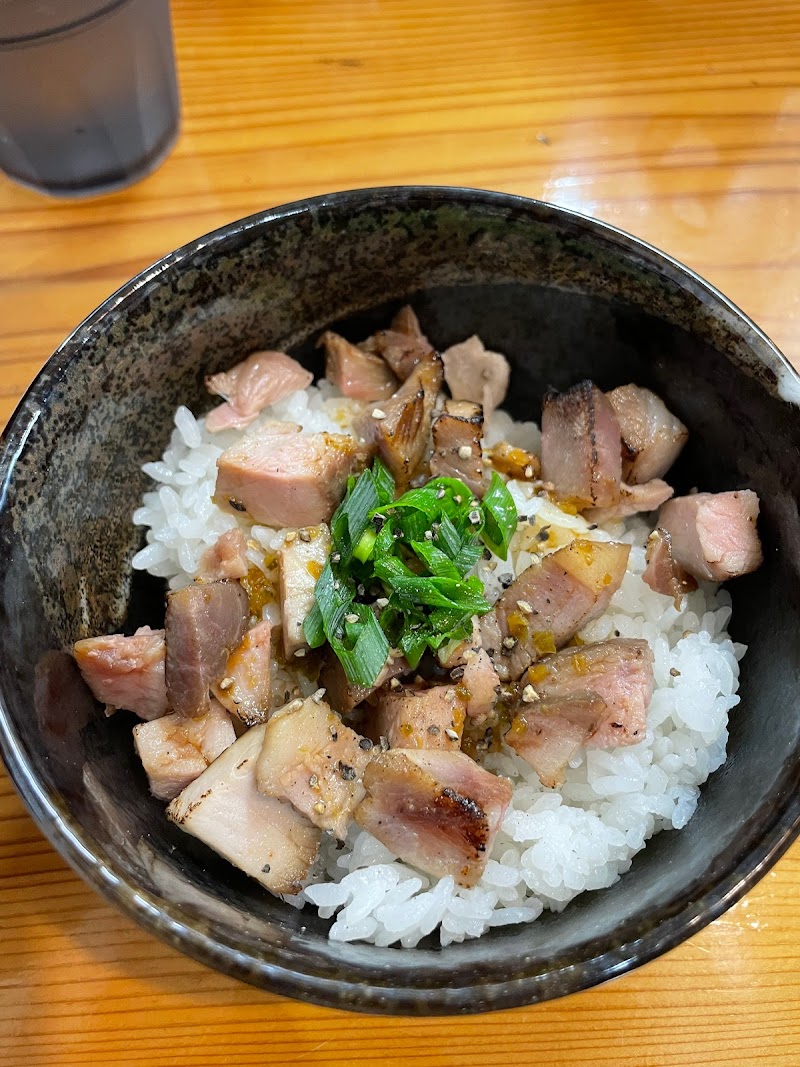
[{"x1": 0, "y1": 0, "x2": 180, "y2": 197}]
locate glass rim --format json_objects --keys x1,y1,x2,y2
[{"x1": 0, "y1": 0, "x2": 134, "y2": 46}]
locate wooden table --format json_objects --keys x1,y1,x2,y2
[{"x1": 2, "y1": 1, "x2": 799, "y2": 1063}]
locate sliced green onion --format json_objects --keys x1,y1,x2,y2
[
  {"x1": 353, "y1": 527, "x2": 377, "y2": 563},
  {"x1": 331, "y1": 608, "x2": 389, "y2": 686},
  {"x1": 410, "y1": 540, "x2": 461, "y2": 581},
  {"x1": 481, "y1": 471, "x2": 518, "y2": 560},
  {"x1": 307, "y1": 459, "x2": 517, "y2": 686},
  {"x1": 372, "y1": 456, "x2": 396, "y2": 505},
  {"x1": 343, "y1": 467, "x2": 379, "y2": 548},
  {"x1": 303, "y1": 599, "x2": 326, "y2": 648}
]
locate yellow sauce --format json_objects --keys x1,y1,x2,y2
[
  {"x1": 240, "y1": 565, "x2": 273, "y2": 615},
  {"x1": 507, "y1": 610, "x2": 529, "y2": 641},
  {"x1": 575, "y1": 540, "x2": 595, "y2": 564},
  {"x1": 531, "y1": 630, "x2": 556, "y2": 655}
]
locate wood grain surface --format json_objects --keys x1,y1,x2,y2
[{"x1": 1, "y1": 1, "x2": 799, "y2": 1063}]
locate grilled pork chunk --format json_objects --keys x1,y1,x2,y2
[
  {"x1": 256, "y1": 696, "x2": 371, "y2": 839},
  {"x1": 216, "y1": 430, "x2": 371, "y2": 528},
  {"x1": 167, "y1": 723, "x2": 321, "y2": 895},
  {"x1": 73, "y1": 626, "x2": 168, "y2": 720},
  {"x1": 355, "y1": 748, "x2": 512, "y2": 887},
  {"x1": 606, "y1": 384, "x2": 688, "y2": 484},
  {"x1": 541, "y1": 380, "x2": 622, "y2": 509},
  {"x1": 657, "y1": 490, "x2": 763, "y2": 582},
  {"x1": 481, "y1": 539, "x2": 630, "y2": 680},
  {"x1": 430, "y1": 399, "x2": 485, "y2": 497},
  {"x1": 133, "y1": 699, "x2": 235, "y2": 800},
  {"x1": 165, "y1": 581, "x2": 249, "y2": 717},
  {"x1": 441, "y1": 335, "x2": 510, "y2": 418}
]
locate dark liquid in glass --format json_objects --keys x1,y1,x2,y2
[{"x1": 0, "y1": 0, "x2": 180, "y2": 197}]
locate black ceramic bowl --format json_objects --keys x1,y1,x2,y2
[{"x1": 1, "y1": 187, "x2": 799, "y2": 1015}]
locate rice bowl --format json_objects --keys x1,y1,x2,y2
[{"x1": 2, "y1": 186, "x2": 797, "y2": 1012}]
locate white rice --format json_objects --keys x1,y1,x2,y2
[{"x1": 133, "y1": 385, "x2": 744, "y2": 949}]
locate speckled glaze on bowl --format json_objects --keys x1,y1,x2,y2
[{"x1": 1, "y1": 187, "x2": 799, "y2": 1015}]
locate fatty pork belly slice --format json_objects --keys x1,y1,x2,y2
[
  {"x1": 606, "y1": 384, "x2": 688, "y2": 484},
  {"x1": 481, "y1": 538, "x2": 631, "y2": 681},
  {"x1": 73, "y1": 626, "x2": 167, "y2": 720},
  {"x1": 430, "y1": 399, "x2": 485, "y2": 497},
  {"x1": 522, "y1": 637, "x2": 655, "y2": 748},
  {"x1": 168, "y1": 723, "x2": 321, "y2": 896},
  {"x1": 360, "y1": 352, "x2": 443, "y2": 487},
  {"x1": 658, "y1": 490, "x2": 763, "y2": 582},
  {"x1": 368, "y1": 683, "x2": 466, "y2": 751},
  {"x1": 216, "y1": 429, "x2": 372, "y2": 528},
  {"x1": 256, "y1": 696, "x2": 372, "y2": 840},
  {"x1": 211, "y1": 620, "x2": 272, "y2": 727},
  {"x1": 197, "y1": 527, "x2": 249, "y2": 581},
  {"x1": 165, "y1": 580, "x2": 249, "y2": 717},
  {"x1": 319, "y1": 649, "x2": 410, "y2": 716},
  {"x1": 133, "y1": 699, "x2": 236, "y2": 801},
  {"x1": 441, "y1": 335, "x2": 511, "y2": 419},
  {"x1": 642, "y1": 528, "x2": 697, "y2": 603},
  {"x1": 318, "y1": 330, "x2": 398, "y2": 400},
  {"x1": 205, "y1": 350, "x2": 313, "y2": 433},
  {"x1": 541, "y1": 380, "x2": 622, "y2": 509},
  {"x1": 355, "y1": 749, "x2": 513, "y2": 887},
  {"x1": 585, "y1": 478, "x2": 674, "y2": 525},
  {"x1": 506, "y1": 693, "x2": 608, "y2": 789},
  {"x1": 278, "y1": 523, "x2": 331, "y2": 658}
]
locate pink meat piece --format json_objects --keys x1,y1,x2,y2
[
  {"x1": 164, "y1": 580, "x2": 250, "y2": 718},
  {"x1": 585, "y1": 479, "x2": 674, "y2": 525},
  {"x1": 319, "y1": 330, "x2": 398, "y2": 400},
  {"x1": 355, "y1": 749, "x2": 513, "y2": 887},
  {"x1": 441, "y1": 335, "x2": 510, "y2": 419},
  {"x1": 541, "y1": 381, "x2": 622, "y2": 508},
  {"x1": 256, "y1": 696, "x2": 372, "y2": 840},
  {"x1": 368, "y1": 683, "x2": 465, "y2": 751},
  {"x1": 361, "y1": 305, "x2": 434, "y2": 381},
  {"x1": 658, "y1": 490, "x2": 763, "y2": 582},
  {"x1": 522, "y1": 637, "x2": 655, "y2": 749},
  {"x1": 430, "y1": 399, "x2": 485, "y2": 497},
  {"x1": 197, "y1": 527, "x2": 249, "y2": 581},
  {"x1": 215, "y1": 430, "x2": 371, "y2": 528},
  {"x1": 642, "y1": 528, "x2": 698, "y2": 603},
  {"x1": 481, "y1": 539, "x2": 631, "y2": 681},
  {"x1": 506, "y1": 693, "x2": 608, "y2": 789},
  {"x1": 73, "y1": 626, "x2": 168, "y2": 720},
  {"x1": 391, "y1": 305, "x2": 428, "y2": 340},
  {"x1": 133, "y1": 698, "x2": 236, "y2": 801},
  {"x1": 319, "y1": 650, "x2": 411, "y2": 716},
  {"x1": 458, "y1": 650, "x2": 501, "y2": 724},
  {"x1": 606, "y1": 384, "x2": 688, "y2": 484},
  {"x1": 211, "y1": 620, "x2": 272, "y2": 727},
  {"x1": 205, "y1": 351, "x2": 313, "y2": 433}
]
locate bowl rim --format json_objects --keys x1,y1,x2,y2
[{"x1": 1, "y1": 184, "x2": 799, "y2": 1015}]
